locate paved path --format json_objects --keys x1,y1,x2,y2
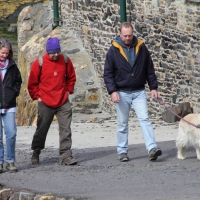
[{"x1": 1, "y1": 114, "x2": 200, "y2": 200}]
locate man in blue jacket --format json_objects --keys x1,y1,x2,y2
[{"x1": 104, "y1": 22, "x2": 162, "y2": 162}]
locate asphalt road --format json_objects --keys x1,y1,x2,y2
[{"x1": 0, "y1": 115, "x2": 200, "y2": 200}]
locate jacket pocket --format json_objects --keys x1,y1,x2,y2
[
  {"x1": 4, "y1": 87, "x2": 17, "y2": 107},
  {"x1": 115, "y1": 69, "x2": 129, "y2": 82}
]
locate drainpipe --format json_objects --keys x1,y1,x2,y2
[
  {"x1": 53, "y1": 0, "x2": 59, "y2": 29},
  {"x1": 119, "y1": 0, "x2": 127, "y2": 23}
]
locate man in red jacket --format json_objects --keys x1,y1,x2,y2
[{"x1": 28, "y1": 37, "x2": 77, "y2": 165}]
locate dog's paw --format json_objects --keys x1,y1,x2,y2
[{"x1": 177, "y1": 155, "x2": 186, "y2": 160}]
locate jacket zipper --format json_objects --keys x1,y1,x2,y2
[
  {"x1": 0, "y1": 63, "x2": 14, "y2": 108},
  {"x1": 0, "y1": 80, "x2": 5, "y2": 108},
  {"x1": 131, "y1": 44, "x2": 142, "y2": 76}
]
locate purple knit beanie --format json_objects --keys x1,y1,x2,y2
[{"x1": 46, "y1": 37, "x2": 61, "y2": 53}]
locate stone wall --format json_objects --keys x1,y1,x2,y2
[
  {"x1": 0, "y1": 188, "x2": 69, "y2": 200},
  {"x1": 59, "y1": 0, "x2": 200, "y2": 117},
  {"x1": 17, "y1": 0, "x2": 200, "y2": 125}
]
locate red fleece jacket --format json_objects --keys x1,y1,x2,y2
[{"x1": 28, "y1": 53, "x2": 76, "y2": 108}]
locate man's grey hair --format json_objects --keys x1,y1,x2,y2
[{"x1": 119, "y1": 22, "x2": 133, "y2": 32}]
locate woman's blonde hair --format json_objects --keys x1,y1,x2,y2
[{"x1": 0, "y1": 38, "x2": 13, "y2": 60}]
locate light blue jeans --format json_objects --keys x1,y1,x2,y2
[
  {"x1": 0, "y1": 112, "x2": 17, "y2": 164},
  {"x1": 116, "y1": 90, "x2": 157, "y2": 154}
]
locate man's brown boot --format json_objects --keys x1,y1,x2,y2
[
  {"x1": 61, "y1": 156, "x2": 77, "y2": 166},
  {"x1": 31, "y1": 150, "x2": 41, "y2": 165},
  {"x1": 6, "y1": 162, "x2": 18, "y2": 172}
]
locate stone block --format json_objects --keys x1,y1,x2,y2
[
  {"x1": 161, "y1": 102, "x2": 192, "y2": 123},
  {"x1": 0, "y1": 189, "x2": 12, "y2": 199},
  {"x1": 7, "y1": 24, "x2": 17, "y2": 32},
  {"x1": 13, "y1": 192, "x2": 20, "y2": 200},
  {"x1": 19, "y1": 191, "x2": 35, "y2": 200},
  {"x1": 34, "y1": 195, "x2": 56, "y2": 200}
]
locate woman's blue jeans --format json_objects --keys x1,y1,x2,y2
[
  {"x1": 0, "y1": 112, "x2": 17, "y2": 164},
  {"x1": 116, "y1": 90, "x2": 157, "y2": 154}
]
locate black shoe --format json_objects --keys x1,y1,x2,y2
[
  {"x1": 31, "y1": 149, "x2": 41, "y2": 165},
  {"x1": 0, "y1": 164, "x2": 3, "y2": 173},
  {"x1": 6, "y1": 162, "x2": 18, "y2": 172},
  {"x1": 149, "y1": 148, "x2": 162, "y2": 161},
  {"x1": 118, "y1": 153, "x2": 129, "y2": 162}
]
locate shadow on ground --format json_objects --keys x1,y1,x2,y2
[{"x1": 1, "y1": 140, "x2": 200, "y2": 200}]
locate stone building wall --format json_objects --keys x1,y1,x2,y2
[
  {"x1": 17, "y1": 0, "x2": 200, "y2": 125},
  {"x1": 59, "y1": 0, "x2": 200, "y2": 117}
]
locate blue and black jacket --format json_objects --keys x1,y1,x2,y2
[{"x1": 104, "y1": 35, "x2": 158, "y2": 95}]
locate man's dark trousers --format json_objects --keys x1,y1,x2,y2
[{"x1": 31, "y1": 99, "x2": 72, "y2": 161}]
